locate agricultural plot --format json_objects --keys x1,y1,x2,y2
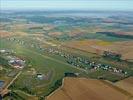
[
  {"x1": 115, "y1": 77, "x2": 133, "y2": 95},
  {"x1": 47, "y1": 77, "x2": 133, "y2": 100},
  {"x1": 64, "y1": 39, "x2": 133, "y2": 61},
  {"x1": 0, "y1": 31, "x2": 12, "y2": 38}
]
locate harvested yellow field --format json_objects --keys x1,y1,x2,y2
[
  {"x1": 0, "y1": 30, "x2": 27, "y2": 38},
  {"x1": 115, "y1": 77, "x2": 133, "y2": 95},
  {"x1": 107, "y1": 41, "x2": 133, "y2": 61},
  {"x1": 64, "y1": 39, "x2": 112, "y2": 54},
  {"x1": 48, "y1": 32, "x2": 62, "y2": 36},
  {"x1": 64, "y1": 40, "x2": 133, "y2": 61},
  {"x1": 47, "y1": 77, "x2": 132, "y2": 100},
  {"x1": 11, "y1": 23, "x2": 43, "y2": 30},
  {"x1": 68, "y1": 28, "x2": 87, "y2": 37},
  {"x1": 13, "y1": 31, "x2": 27, "y2": 36}
]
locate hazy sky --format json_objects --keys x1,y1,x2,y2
[{"x1": 1, "y1": 0, "x2": 133, "y2": 11}]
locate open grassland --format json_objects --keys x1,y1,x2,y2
[
  {"x1": 115, "y1": 77, "x2": 133, "y2": 95},
  {"x1": 47, "y1": 77, "x2": 133, "y2": 100}
]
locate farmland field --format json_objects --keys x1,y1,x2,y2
[
  {"x1": 47, "y1": 77, "x2": 133, "y2": 100},
  {"x1": 64, "y1": 39, "x2": 133, "y2": 61},
  {"x1": 0, "y1": 10, "x2": 133, "y2": 99},
  {"x1": 115, "y1": 77, "x2": 133, "y2": 95}
]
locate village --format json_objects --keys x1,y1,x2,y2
[
  {"x1": 5, "y1": 37, "x2": 128, "y2": 77},
  {"x1": 45, "y1": 48, "x2": 128, "y2": 76}
]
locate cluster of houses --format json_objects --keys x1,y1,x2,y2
[
  {"x1": 5, "y1": 38, "x2": 127, "y2": 75},
  {"x1": 67, "y1": 56, "x2": 127, "y2": 75},
  {"x1": 1, "y1": 49, "x2": 26, "y2": 69},
  {"x1": 7, "y1": 37, "x2": 42, "y2": 50},
  {"x1": 44, "y1": 48, "x2": 128, "y2": 76},
  {"x1": 8, "y1": 56, "x2": 25, "y2": 69},
  {"x1": 7, "y1": 37, "x2": 27, "y2": 46}
]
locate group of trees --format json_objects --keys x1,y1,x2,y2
[
  {"x1": 3, "y1": 91, "x2": 25, "y2": 100},
  {"x1": 0, "y1": 56, "x2": 9, "y2": 67},
  {"x1": 103, "y1": 51, "x2": 122, "y2": 61},
  {"x1": 97, "y1": 32, "x2": 133, "y2": 39}
]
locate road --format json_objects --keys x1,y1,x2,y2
[
  {"x1": 5, "y1": 71, "x2": 22, "y2": 89},
  {"x1": 0, "y1": 71, "x2": 22, "y2": 97}
]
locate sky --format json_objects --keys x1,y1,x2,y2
[{"x1": 1, "y1": 0, "x2": 133, "y2": 11}]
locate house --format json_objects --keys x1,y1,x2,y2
[
  {"x1": 37, "y1": 74, "x2": 44, "y2": 80},
  {"x1": 0, "y1": 49, "x2": 13, "y2": 54},
  {"x1": 0, "y1": 49, "x2": 6, "y2": 53}
]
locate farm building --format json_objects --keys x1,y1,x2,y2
[
  {"x1": 37, "y1": 74, "x2": 44, "y2": 80},
  {"x1": 8, "y1": 57, "x2": 25, "y2": 69}
]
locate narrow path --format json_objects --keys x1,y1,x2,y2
[
  {"x1": 14, "y1": 90, "x2": 36, "y2": 97},
  {"x1": 5, "y1": 71, "x2": 22, "y2": 89},
  {"x1": 0, "y1": 71, "x2": 22, "y2": 96}
]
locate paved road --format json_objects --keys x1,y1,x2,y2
[
  {"x1": 5, "y1": 71, "x2": 22, "y2": 89},
  {"x1": 0, "y1": 71, "x2": 22, "y2": 96}
]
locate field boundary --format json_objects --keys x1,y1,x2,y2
[{"x1": 100, "y1": 80, "x2": 133, "y2": 99}]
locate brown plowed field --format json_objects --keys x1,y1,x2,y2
[
  {"x1": 0, "y1": 31, "x2": 12, "y2": 38},
  {"x1": 115, "y1": 77, "x2": 133, "y2": 95},
  {"x1": 47, "y1": 77, "x2": 132, "y2": 100}
]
